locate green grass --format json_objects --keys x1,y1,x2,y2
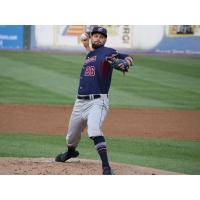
[
  {"x1": 0, "y1": 76, "x2": 69, "y2": 104},
  {"x1": 0, "y1": 133, "x2": 199, "y2": 174},
  {"x1": 1, "y1": 51, "x2": 200, "y2": 109}
]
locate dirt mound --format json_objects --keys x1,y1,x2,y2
[{"x1": 0, "y1": 157, "x2": 181, "y2": 175}]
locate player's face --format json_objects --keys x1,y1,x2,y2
[{"x1": 91, "y1": 33, "x2": 107, "y2": 49}]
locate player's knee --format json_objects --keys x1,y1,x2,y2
[
  {"x1": 90, "y1": 136, "x2": 105, "y2": 145},
  {"x1": 88, "y1": 126, "x2": 102, "y2": 138}
]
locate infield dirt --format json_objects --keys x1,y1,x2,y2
[{"x1": 0, "y1": 104, "x2": 199, "y2": 140}]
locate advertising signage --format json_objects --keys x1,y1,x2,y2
[{"x1": 0, "y1": 25, "x2": 24, "y2": 49}]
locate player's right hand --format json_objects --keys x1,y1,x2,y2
[{"x1": 80, "y1": 33, "x2": 91, "y2": 52}]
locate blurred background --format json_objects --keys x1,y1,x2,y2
[{"x1": 1, "y1": 25, "x2": 200, "y2": 54}]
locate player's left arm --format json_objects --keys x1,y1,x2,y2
[{"x1": 117, "y1": 53, "x2": 134, "y2": 67}]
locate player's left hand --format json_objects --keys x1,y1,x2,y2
[
  {"x1": 106, "y1": 55, "x2": 133, "y2": 74},
  {"x1": 108, "y1": 58, "x2": 129, "y2": 73},
  {"x1": 116, "y1": 60, "x2": 129, "y2": 72}
]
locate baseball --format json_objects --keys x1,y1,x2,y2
[{"x1": 80, "y1": 33, "x2": 89, "y2": 41}]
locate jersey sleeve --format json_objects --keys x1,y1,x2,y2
[
  {"x1": 109, "y1": 48, "x2": 129, "y2": 59},
  {"x1": 117, "y1": 52, "x2": 129, "y2": 59}
]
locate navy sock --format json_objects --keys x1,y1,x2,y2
[
  {"x1": 91, "y1": 136, "x2": 110, "y2": 168},
  {"x1": 68, "y1": 146, "x2": 76, "y2": 154}
]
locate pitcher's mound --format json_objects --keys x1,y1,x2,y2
[{"x1": 0, "y1": 157, "x2": 181, "y2": 175}]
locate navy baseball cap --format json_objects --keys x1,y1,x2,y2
[{"x1": 91, "y1": 26, "x2": 107, "y2": 37}]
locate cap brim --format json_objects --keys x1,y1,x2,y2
[{"x1": 91, "y1": 31, "x2": 107, "y2": 37}]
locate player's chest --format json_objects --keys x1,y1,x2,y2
[{"x1": 82, "y1": 54, "x2": 105, "y2": 76}]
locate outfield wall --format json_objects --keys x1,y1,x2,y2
[
  {"x1": 33, "y1": 25, "x2": 164, "y2": 51},
  {"x1": 34, "y1": 25, "x2": 134, "y2": 50},
  {"x1": 1, "y1": 25, "x2": 200, "y2": 54},
  {"x1": 33, "y1": 25, "x2": 200, "y2": 54}
]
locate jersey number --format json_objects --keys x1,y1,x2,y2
[{"x1": 85, "y1": 66, "x2": 95, "y2": 76}]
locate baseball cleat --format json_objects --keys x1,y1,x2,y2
[
  {"x1": 55, "y1": 150, "x2": 79, "y2": 162},
  {"x1": 102, "y1": 166, "x2": 115, "y2": 175}
]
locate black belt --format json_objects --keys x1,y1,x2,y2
[{"x1": 77, "y1": 94, "x2": 101, "y2": 100}]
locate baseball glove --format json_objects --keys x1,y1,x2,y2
[{"x1": 106, "y1": 54, "x2": 129, "y2": 73}]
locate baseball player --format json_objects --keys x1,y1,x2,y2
[{"x1": 55, "y1": 26, "x2": 133, "y2": 175}]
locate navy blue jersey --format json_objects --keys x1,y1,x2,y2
[{"x1": 78, "y1": 46, "x2": 129, "y2": 95}]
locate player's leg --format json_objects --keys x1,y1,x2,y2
[
  {"x1": 55, "y1": 101, "x2": 87, "y2": 162},
  {"x1": 66, "y1": 109, "x2": 87, "y2": 148},
  {"x1": 90, "y1": 135, "x2": 114, "y2": 175},
  {"x1": 87, "y1": 98, "x2": 114, "y2": 174}
]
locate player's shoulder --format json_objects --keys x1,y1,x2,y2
[
  {"x1": 103, "y1": 46, "x2": 116, "y2": 51},
  {"x1": 103, "y1": 46, "x2": 117, "y2": 54}
]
